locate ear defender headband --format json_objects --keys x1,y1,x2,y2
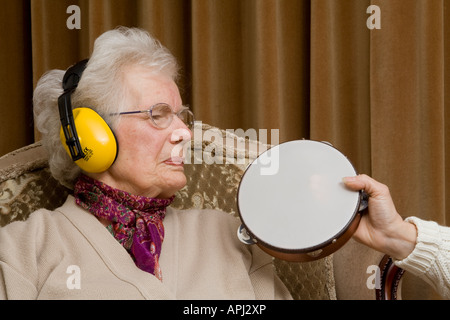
[{"x1": 58, "y1": 59, "x2": 118, "y2": 173}]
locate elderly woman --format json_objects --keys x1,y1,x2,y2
[{"x1": 0, "y1": 27, "x2": 291, "y2": 299}]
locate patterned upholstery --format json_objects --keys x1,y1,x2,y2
[{"x1": 0, "y1": 123, "x2": 337, "y2": 300}]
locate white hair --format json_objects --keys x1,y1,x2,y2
[{"x1": 33, "y1": 27, "x2": 179, "y2": 189}]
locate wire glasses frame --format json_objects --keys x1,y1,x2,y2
[{"x1": 110, "y1": 103, "x2": 195, "y2": 129}]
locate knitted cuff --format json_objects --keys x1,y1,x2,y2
[{"x1": 393, "y1": 217, "x2": 441, "y2": 276}]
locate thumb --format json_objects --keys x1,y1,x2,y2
[{"x1": 343, "y1": 174, "x2": 390, "y2": 200}]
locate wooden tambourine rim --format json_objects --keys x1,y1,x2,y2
[
  {"x1": 376, "y1": 255, "x2": 405, "y2": 300},
  {"x1": 236, "y1": 140, "x2": 366, "y2": 262}
]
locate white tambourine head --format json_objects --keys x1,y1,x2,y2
[{"x1": 237, "y1": 140, "x2": 360, "y2": 251}]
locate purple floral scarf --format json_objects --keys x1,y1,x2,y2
[{"x1": 73, "y1": 174, "x2": 174, "y2": 281}]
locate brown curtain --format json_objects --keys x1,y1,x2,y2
[{"x1": 0, "y1": 0, "x2": 449, "y2": 299}]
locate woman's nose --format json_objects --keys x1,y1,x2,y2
[{"x1": 171, "y1": 127, "x2": 192, "y2": 144}]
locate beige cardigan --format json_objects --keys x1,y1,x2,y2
[{"x1": 0, "y1": 196, "x2": 291, "y2": 300}]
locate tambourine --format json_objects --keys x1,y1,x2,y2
[{"x1": 237, "y1": 140, "x2": 368, "y2": 262}]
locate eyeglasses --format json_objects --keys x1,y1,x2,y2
[{"x1": 111, "y1": 103, "x2": 195, "y2": 129}]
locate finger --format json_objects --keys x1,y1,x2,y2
[
  {"x1": 342, "y1": 175, "x2": 365, "y2": 190},
  {"x1": 343, "y1": 174, "x2": 389, "y2": 198}
]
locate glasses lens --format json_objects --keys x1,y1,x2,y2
[
  {"x1": 178, "y1": 109, "x2": 194, "y2": 129},
  {"x1": 151, "y1": 103, "x2": 173, "y2": 128}
]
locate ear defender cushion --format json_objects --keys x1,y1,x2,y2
[{"x1": 60, "y1": 107, "x2": 118, "y2": 173}]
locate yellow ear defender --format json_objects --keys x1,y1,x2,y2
[{"x1": 58, "y1": 59, "x2": 118, "y2": 173}]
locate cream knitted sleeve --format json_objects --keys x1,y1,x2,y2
[{"x1": 394, "y1": 217, "x2": 450, "y2": 299}]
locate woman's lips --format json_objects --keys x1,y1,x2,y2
[{"x1": 164, "y1": 157, "x2": 184, "y2": 166}]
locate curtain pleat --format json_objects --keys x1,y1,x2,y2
[
  {"x1": 310, "y1": 0, "x2": 371, "y2": 175},
  {"x1": 0, "y1": 0, "x2": 33, "y2": 156},
  {"x1": 191, "y1": 0, "x2": 244, "y2": 129},
  {"x1": 0, "y1": 0, "x2": 449, "y2": 299},
  {"x1": 370, "y1": 0, "x2": 446, "y2": 225},
  {"x1": 445, "y1": 0, "x2": 450, "y2": 228}
]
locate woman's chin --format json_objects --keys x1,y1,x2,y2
[{"x1": 160, "y1": 173, "x2": 187, "y2": 198}]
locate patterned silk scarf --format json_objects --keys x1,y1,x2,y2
[{"x1": 73, "y1": 174, "x2": 174, "y2": 281}]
